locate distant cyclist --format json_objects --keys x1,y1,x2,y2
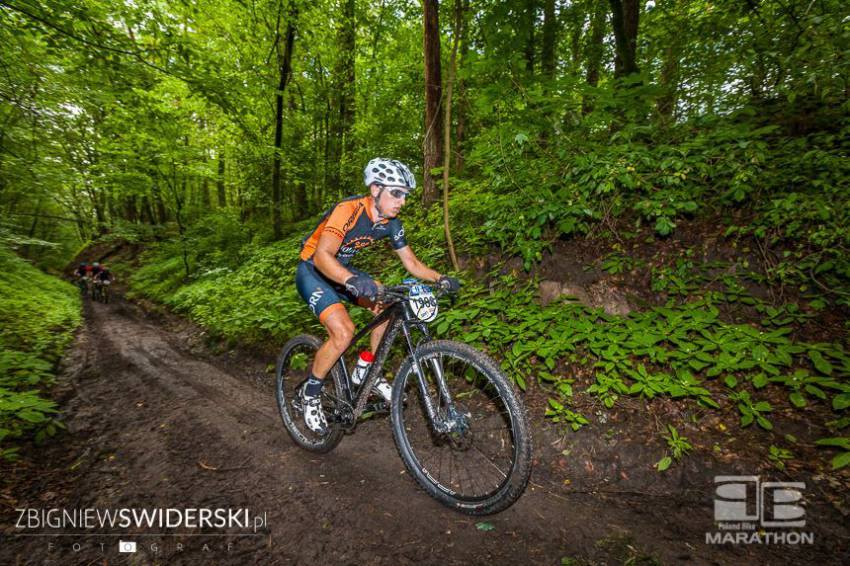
[
  {"x1": 94, "y1": 265, "x2": 114, "y2": 302},
  {"x1": 96, "y1": 265, "x2": 114, "y2": 284},
  {"x1": 75, "y1": 262, "x2": 89, "y2": 294},
  {"x1": 295, "y1": 158, "x2": 460, "y2": 434}
]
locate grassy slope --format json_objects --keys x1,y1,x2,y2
[{"x1": 0, "y1": 248, "x2": 82, "y2": 460}]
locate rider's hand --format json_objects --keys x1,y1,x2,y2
[
  {"x1": 438, "y1": 275, "x2": 461, "y2": 294},
  {"x1": 345, "y1": 274, "x2": 378, "y2": 301}
]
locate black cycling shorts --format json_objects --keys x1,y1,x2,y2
[{"x1": 295, "y1": 260, "x2": 371, "y2": 323}]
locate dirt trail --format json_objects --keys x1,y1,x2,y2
[{"x1": 1, "y1": 299, "x2": 846, "y2": 564}]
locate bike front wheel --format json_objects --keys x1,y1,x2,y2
[
  {"x1": 391, "y1": 340, "x2": 532, "y2": 515},
  {"x1": 275, "y1": 334, "x2": 345, "y2": 453}
]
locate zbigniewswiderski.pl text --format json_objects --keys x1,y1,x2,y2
[{"x1": 15, "y1": 508, "x2": 268, "y2": 532}]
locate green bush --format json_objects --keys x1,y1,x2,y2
[{"x1": 0, "y1": 248, "x2": 80, "y2": 460}]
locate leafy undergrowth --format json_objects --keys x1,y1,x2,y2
[
  {"x1": 0, "y1": 248, "x2": 81, "y2": 461},
  {"x1": 436, "y1": 271, "x2": 849, "y2": 472}
]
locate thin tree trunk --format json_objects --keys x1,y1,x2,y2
[
  {"x1": 217, "y1": 150, "x2": 227, "y2": 208},
  {"x1": 271, "y1": 6, "x2": 297, "y2": 240},
  {"x1": 524, "y1": 0, "x2": 536, "y2": 74},
  {"x1": 22, "y1": 197, "x2": 42, "y2": 259},
  {"x1": 656, "y1": 44, "x2": 679, "y2": 119},
  {"x1": 583, "y1": 3, "x2": 607, "y2": 115},
  {"x1": 569, "y1": 4, "x2": 585, "y2": 74},
  {"x1": 541, "y1": 0, "x2": 556, "y2": 79},
  {"x1": 153, "y1": 182, "x2": 167, "y2": 223},
  {"x1": 422, "y1": 0, "x2": 443, "y2": 206},
  {"x1": 454, "y1": 0, "x2": 469, "y2": 174},
  {"x1": 609, "y1": 0, "x2": 640, "y2": 79},
  {"x1": 141, "y1": 195, "x2": 155, "y2": 225},
  {"x1": 441, "y1": 0, "x2": 462, "y2": 271},
  {"x1": 334, "y1": 0, "x2": 355, "y2": 192}
]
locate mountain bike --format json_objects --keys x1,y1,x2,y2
[
  {"x1": 275, "y1": 281, "x2": 532, "y2": 515},
  {"x1": 91, "y1": 280, "x2": 103, "y2": 302},
  {"x1": 77, "y1": 276, "x2": 90, "y2": 297},
  {"x1": 100, "y1": 280, "x2": 111, "y2": 303}
]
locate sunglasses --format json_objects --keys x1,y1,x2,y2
[{"x1": 387, "y1": 188, "x2": 410, "y2": 199}]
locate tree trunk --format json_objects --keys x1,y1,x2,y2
[
  {"x1": 153, "y1": 181, "x2": 167, "y2": 223},
  {"x1": 422, "y1": 0, "x2": 443, "y2": 207},
  {"x1": 217, "y1": 150, "x2": 227, "y2": 208},
  {"x1": 455, "y1": 0, "x2": 470, "y2": 174},
  {"x1": 583, "y1": 2, "x2": 607, "y2": 115},
  {"x1": 609, "y1": 0, "x2": 640, "y2": 79},
  {"x1": 271, "y1": 6, "x2": 297, "y2": 240},
  {"x1": 332, "y1": 0, "x2": 355, "y2": 194},
  {"x1": 541, "y1": 0, "x2": 556, "y2": 79},
  {"x1": 656, "y1": 44, "x2": 679, "y2": 119},
  {"x1": 569, "y1": 3, "x2": 585, "y2": 75},
  {"x1": 441, "y1": 0, "x2": 463, "y2": 271},
  {"x1": 124, "y1": 196, "x2": 137, "y2": 223},
  {"x1": 524, "y1": 0, "x2": 536, "y2": 75},
  {"x1": 141, "y1": 195, "x2": 155, "y2": 225}
]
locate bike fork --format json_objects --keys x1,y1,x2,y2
[{"x1": 401, "y1": 323, "x2": 458, "y2": 434}]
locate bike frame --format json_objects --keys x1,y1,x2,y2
[{"x1": 329, "y1": 294, "x2": 454, "y2": 430}]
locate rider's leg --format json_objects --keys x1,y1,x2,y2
[
  {"x1": 360, "y1": 300, "x2": 392, "y2": 402},
  {"x1": 367, "y1": 303, "x2": 388, "y2": 354},
  {"x1": 311, "y1": 307, "x2": 354, "y2": 380}
]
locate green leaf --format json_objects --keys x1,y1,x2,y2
[
  {"x1": 515, "y1": 374, "x2": 527, "y2": 391},
  {"x1": 654, "y1": 216, "x2": 675, "y2": 236},
  {"x1": 832, "y1": 452, "x2": 850, "y2": 470},
  {"x1": 833, "y1": 393, "x2": 850, "y2": 411},
  {"x1": 752, "y1": 373, "x2": 769, "y2": 389},
  {"x1": 805, "y1": 385, "x2": 826, "y2": 400},
  {"x1": 476, "y1": 522, "x2": 496, "y2": 531},
  {"x1": 789, "y1": 392, "x2": 806, "y2": 408},
  {"x1": 656, "y1": 456, "x2": 672, "y2": 472},
  {"x1": 724, "y1": 375, "x2": 737, "y2": 388},
  {"x1": 756, "y1": 416, "x2": 774, "y2": 430},
  {"x1": 17, "y1": 410, "x2": 46, "y2": 423},
  {"x1": 815, "y1": 437, "x2": 850, "y2": 450},
  {"x1": 809, "y1": 351, "x2": 833, "y2": 375}
]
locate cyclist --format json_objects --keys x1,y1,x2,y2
[
  {"x1": 74, "y1": 262, "x2": 89, "y2": 294},
  {"x1": 94, "y1": 265, "x2": 114, "y2": 302},
  {"x1": 295, "y1": 157, "x2": 460, "y2": 434},
  {"x1": 96, "y1": 265, "x2": 114, "y2": 283}
]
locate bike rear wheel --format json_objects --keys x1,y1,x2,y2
[
  {"x1": 391, "y1": 340, "x2": 532, "y2": 515},
  {"x1": 275, "y1": 334, "x2": 345, "y2": 453}
]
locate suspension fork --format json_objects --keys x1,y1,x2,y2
[{"x1": 400, "y1": 320, "x2": 456, "y2": 434}]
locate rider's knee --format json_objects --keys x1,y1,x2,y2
[{"x1": 327, "y1": 319, "x2": 354, "y2": 350}]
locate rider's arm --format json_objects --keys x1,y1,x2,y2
[
  {"x1": 313, "y1": 233, "x2": 356, "y2": 285},
  {"x1": 394, "y1": 246, "x2": 442, "y2": 282}
]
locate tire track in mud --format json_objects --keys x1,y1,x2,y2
[{"x1": 2, "y1": 298, "x2": 833, "y2": 565}]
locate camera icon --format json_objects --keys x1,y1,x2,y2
[{"x1": 119, "y1": 541, "x2": 137, "y2": 553}]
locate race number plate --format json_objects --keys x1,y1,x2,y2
[{"x1": 408, "y1": 284, "x2": 438, "y2": 322}]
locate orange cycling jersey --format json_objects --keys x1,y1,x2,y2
[{"x1": 300, "y1": 195, "x2": 407, "y2": 265}]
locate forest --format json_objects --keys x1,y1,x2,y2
[{"x1": 1, "y1": 0, "x2": 849, "y2": 562}]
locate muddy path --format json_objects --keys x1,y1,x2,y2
[{"x1": 1, "y1": 298, "x2": 847, "y2": 564}]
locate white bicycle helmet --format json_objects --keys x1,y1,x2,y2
[{"x1": 363, "y1": 158, "x2": 416, "y2": 190}]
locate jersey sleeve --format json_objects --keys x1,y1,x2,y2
[
  {"x1": 322, "y1": 200, "x2": 362, "y2": 241},
  {"x1": 388, "y1": 218, "x2": 407, "y2": 250}
]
